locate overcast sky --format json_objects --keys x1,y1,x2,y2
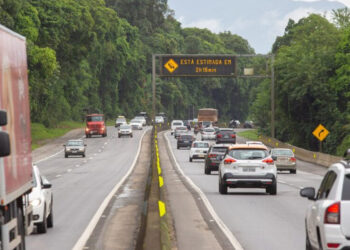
[{"x1": 167, "y1": 0, "x2": 349, "y2": 53}]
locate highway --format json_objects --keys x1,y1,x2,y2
[
  {"x1": 165, "y1": 130, "x2": 327, "y2": 250},
  {"x1": 26, "y1": 126, "x2": 147, "y2": 250}
]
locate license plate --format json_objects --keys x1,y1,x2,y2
[
  {"x1": 184, "y1": 141, "x2": 189, "y2": 143},
  {"x1": 198, "y1": 154, "x2": 204, "y2": 157},
  {"x1": 243, "y1": 168, "x2": 255, "y2": 172},
  {"x1": 224, "y1": 135, "x2": 229, "y2": 138}
]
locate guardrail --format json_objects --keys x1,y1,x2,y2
[{"x1": 258, "y1": 135, "x2": 342, "y2": 168}]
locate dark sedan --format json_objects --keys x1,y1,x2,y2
[
  {"x1": 177, "y1": 134, "x2": 195, "y2": 149},
  {"x1": 204, "y1": 144, "x2": 229, "y2": 174},
  {"x1": 216, "y1": 128, "x2": 236, "y2": 144}
]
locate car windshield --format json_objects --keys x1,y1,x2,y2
[
  {"x1": 204, "y1": 128, "x2": 214, "y2": 132},
  {"x1": 120, "y1": 125, "x2": 131, "y2": 129},
  {"x1": 173, "y1": 122, "x2": 182, "y2": 126},
  {"x1": 228, "y1": 149, "x2": 269, "y2": 160},
  {"x1": 135, "y1": 116, "x2": 144, "y2": 120},
  {"x1": 86, "y1": 116, "x2": 103, "y2": 122},
  {"x1": 176, "y1": 127, "x2": 187, "y2": 131},
  {"x1": 193, "y1": 142, "x2": 209, "y2": 148},
  {"x1": 117, "y1": 118, "x2": 126, "y2": 122},
  {"x1": 272, "y1": 149, "x2": 293, "y2": 156},
  {"x1": 67, "y1": 140, "x2": 83, "y2": 146},
  {"x1": 202, "y1": 121, "x2": 211, "y2": 126},
  {"x1": 211, "y1": 147, "x2": 228, "y2": 153}
]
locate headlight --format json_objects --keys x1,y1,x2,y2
[
  {"x1": 66, "y1": 148, "x2": 71, "y2": 151},
  {"x1": 79, "y1": 148, "x2": 84, "y2": 151},
  {"x1": 30, "y1": 198, "x2": 42, "y2": 207}
]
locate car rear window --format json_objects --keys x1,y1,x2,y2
[
  {"x1": 220, "y1": 130, "x2": 235, "y2": 134},
  {"x1": 228, "y1": 149, "x2": 268, "y2": 160},
  {"x1": 180, "y1": 135, "x2": 193, "y2": 140},
  {"x1": 272, "y1": 149, "x2": 293, "y2": 157},
  {"x1": 193, "y1": 142, "x2": 209, "y2": 148},
  {"x1": 173, "y1": 122, "x2": 182, "y2": 126},
  {"x1": 176, "y1": 127, "x2": 187, "y2": 130},
  {"x1": 211, "y1": 147, "x2": 227, "y2": 153},
  {"x1": 204, "y1": 128, "x2": 214, "y2": 132},
  {"x1": 342, "y1": 174, "x2": 350, "y2": 200}
]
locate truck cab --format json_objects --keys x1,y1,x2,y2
[{"x1": 85, "y1": 114, "x2": 107, "y2": 138}]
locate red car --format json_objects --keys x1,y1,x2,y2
[{"x1": 85, "y1": 114, "x2": 107, "y2": 138}]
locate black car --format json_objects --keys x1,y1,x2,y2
[
  {"x1": 204, "y1": 145, "x2": 229, "y2": 174},
  {"x1": 216, "y1": 128, "x2": 236, "y2": 144},
  {"x1": 177, "y1": 134, "x2": 195, "y2": 149}
]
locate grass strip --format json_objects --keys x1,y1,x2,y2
[
  {"x1": 237, "y1": 129, "x2": 259, "y2": 141},
  {"x1": 31, "y1": 121, "x2": 84, "y2": 150}
]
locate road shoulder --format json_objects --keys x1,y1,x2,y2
[{"x1": 159, "y1": 131, "x2": 235, "y2": 250}]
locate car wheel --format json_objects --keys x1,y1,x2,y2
[
  {"x1": 219, "y1": 178, "x2": 227, "y2": 194},
  {"x1": 47, "y1": 198, "x2": 53, "y2": 228},
  {"x1": 118, "y1": 135, "x2": 121, "y2": 138},
  {"x1": 37, "y1": 205, "x2": 47, "y2": 234},
  {"x1": 83, "y1": 154, "x2": 85, "y2": 158},
  {"x1": 189, "y1": 157, "x2": 192, "y2": 162},
  {"x1": 131, "y1": 134, "x2": 133, "y2": 138},
  {"x1": 267, "y1": 181, "x2": 277, "y2": 195},
  {"x1": 65, "y1": 154, "x2": 68, "y2": 158},
  {"x1": 177, "y1": 146, "x2": 180, "y2": 149},
  {"x1": 290, "y1": 169, "x2": 297, "y2": 174},
  {"x1": 204, "y1": 166, "x2": 211, "y2": 175},
  {"x1": 306, "y1": 227, "x2": 312, "y2": 250}
]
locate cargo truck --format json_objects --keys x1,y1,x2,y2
[
  {"x1": 197, "y1": 108, "x2": 218, "y2": 129},
  {"x1": 0, "y1": 24, "x2": 34, "y2": 249},
  {"x1": 85, "y1": 114, "x2": 107, "y2": 138}
]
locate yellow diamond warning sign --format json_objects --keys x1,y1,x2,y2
[
  {"x1": 312, "y1": 124, "x2": 329, "y2": 142},
  {"x1": 164, "y1": 58, "x2": 178, "y2": 73}
]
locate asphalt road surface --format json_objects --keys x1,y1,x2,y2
[
  {"x1": 27, "y1": 126, "x2": 147, "y2": 250},
  {"x1": 166, "y1": 130, "x2": 327, "y2": 250}
]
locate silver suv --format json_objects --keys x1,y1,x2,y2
[
  {"x1": 300, "y1": 149, "x2": 350, "y2": 250},
  {"x1": 218, "y1": 144, "x2": 277, "y2": 195}
]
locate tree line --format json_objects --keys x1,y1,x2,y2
[{"x1": 0, "y1": 0, "x2": 349, "y2": 155}]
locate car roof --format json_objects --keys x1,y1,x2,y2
[
  {"x1": 68, "y1": 139, "x2": 83, "y2": 142},
  {"x1": 229, "y1": 144, "x2": 268, "y2": 150},
  {"x1": 271, "y1": 148, "x2": 293, "y2": 151},
  {"x1": 193, "y1": 140, "x2": 209, "y2": 144},
  {"x1": 212, "y1": 144, "x2": 230, "y2": 148},
  {"x1": 86, "y1": 113, "x2": 104, "y2": 116},
  {"x1": 219, "y1": 128, "x2": 234, "y2": 131}
]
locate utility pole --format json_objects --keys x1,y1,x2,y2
[{"x1": 152, "y1": 54, "x2": 156, "y2": 122}]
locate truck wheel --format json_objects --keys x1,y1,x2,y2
[
  {"x1": 290, "y1": 169, "x2": 297, "y2": 174},
  {"x1": 37, "y1": 205, "x2": 47, "y2": 234},
  {"x1": 205, "y1": 166, "x2": 211, "y2": 175},
  {"x1": 17, "y1": 206, "x2": 25, "y2": 250},
  {"x1": 47, "y1": 199, "x2": 53, "y2": 228}
]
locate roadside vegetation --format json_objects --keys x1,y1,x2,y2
[
  {"x1": 0, "y1": 1, "x2": 349, "y2": 155},
  {"x1": 31, "y1": 122, "x2": 84, "y2": 150},
  {"x1": 237, "y1": 130, "x2": 259, "y2": 141}
]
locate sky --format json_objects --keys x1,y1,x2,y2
[{"x1": 167, "y1": 0, "x2": 349, "y2": 53}]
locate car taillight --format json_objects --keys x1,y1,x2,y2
[
  {"x1": 208, "y1": 154, "x2": 217, "y2": 158},
  {"x1": 327, "y1": 243, "x2": 340, "y2": 248},
  {"x1": 324, "y1": 202, "x2": 340, "y2": 224},
  {"x1": 290, "y1": 157, "x2": 296, "y2": 162},
  {"x1": 262, "y1": 158, "x2": 274, "y2": 165},
  {"x1": 217, "y1": 134, "x2": 222, "y2": 138},
  {"x1": 231, "y1": 134, "x2": 236, "y2": 138},
  {"x1": 224, "y1": 158, "x2": 236, "y2": 164},
  {"x1": 85, "y1": 128, "x2": 89, "y2": 131}
]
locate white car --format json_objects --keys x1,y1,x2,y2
[
  {"x1": 300, "y1": 150, "x2": 350, "y2": 250},
  {"x1": 171, "y1": 120, "x2": 184, "y2": 135},
  {"x1": 29, "y1": 165, "x2": 53, "y2": 233},
  {"x1": 201, "y1": 127, "x2": 216, "y2": 140},
  {"x1": 118, "y1": 124, "x2": 133, "y2": 137},
  {"x1": 246, "y1": 141, "x2": 265, "y2": 146},
  {"x1": 130, "y1": 119, "x2": 143, "y2": 130},
  {"x1": 218, "y1": 144, "x2": 277, "y2": 195},
  {"x1": 155, "y1": 116, "x2": 164, "y2": 124},
  {"x1": 115, "y1": 117, "x2": 127, "y2": 127},
  {"x1": 189, "y1": 141, "x2": 210, "y2": 162},
  {"x1": 134, "y1": 116, "x2": 146, "y2": 126}
]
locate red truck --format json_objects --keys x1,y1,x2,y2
[
  {"x1": 85, "y1": 114, "x2": 107, "y2": 138},
  {"x1": 0, "y1": 24, "x2": 34, "y2": 249}
]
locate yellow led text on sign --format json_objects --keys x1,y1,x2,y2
[
  {"x1": 312, "y1": 124, "x2": 329, "y2": 142},
  {"x1": 160, "y1": 55, "x2": 236, "y2": 77}
]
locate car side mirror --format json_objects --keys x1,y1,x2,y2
[
  {"x1": 300, "y1": 187, "x2": 316, "y2": 201},
  {"x1": 0, "y1": 110, "x2": 7, "y2": 126},
  {"x1": 42, "y1": 183, "x2": 52, "y2": 189},
  {"x1": 0, "y1": 132, "x2": 10, "y2": 157},
  {"x1": 272, "y1": 156, "x2": 277, "y2": 161}
]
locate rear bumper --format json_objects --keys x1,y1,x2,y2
[
  {"x1": 322, "y1": 225, "x2": 350, "y2": 250},
  {"x1": 276, "y1": 163, "x2": 296, "y2": 170},
  {"x1": 223, "y1": 173, "x2": 276, "y2": 188},
  {"x1": 177, "y1": 142, "x2": 192, "y2": 147},
  {"x1": 216, "y1": 139, "x2": 236, "y2": 144},
  {"x1": 192, "y1": 154, "x2": 206, "y2": 159}
]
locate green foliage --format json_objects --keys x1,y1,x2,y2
[{"x1": 237, "y1": 129, "x2": 259, "y2": 141}]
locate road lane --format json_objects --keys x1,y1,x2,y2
[
  {"x1": 27, "y1": 126, "x2": 148, "y2": 250},
  {"x1": 166, "y1": 131, "x2": 324, "y2": 250}
]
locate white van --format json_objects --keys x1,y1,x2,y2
[{"x1": 171, "y1": 120, "x2": 184, "y2": 135}]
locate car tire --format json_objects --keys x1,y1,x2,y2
[
  {"x1": 189, "y1": 157, "x2": 192, "y2": 162},
  {"x1": 83, "y1": 154, "x2": 85, "y2": 158},
  {"x1": 47, "y1": 198, "x2": 53, "y2": 228},
  {"x1": 65, "y1": 154, "x2": 68, "y2": 158},
  {"x1": 37, "y1": 205, "x2": 47, "y2": 234},
  {"x1": 290, "y1": 169, "x2": 297, "y2": 174},
  {"x1": 205, "y1": 166, "x2": 211, "y2": 175},
  {"x1": 131, "y1": 134, "x2": 133, "y2": 138},
  {"x1": 177, "y1": 146, "x2": 180, "y2": 149},
  {"x1": 219, "y1": 179, "x2": 227, "y2": 194},
  {"x1": 118, "y1": 135, "x2": 121, "y2": 138},
  {"x1": 267, "y1": 182, "x2": 277, "y2": 195}
]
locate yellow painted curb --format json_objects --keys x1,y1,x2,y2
[
  {"x1": 159, "y1": 176, "x2": 164, "y2": 188},
  {"x1": 158, "y1": 200, "x2": 166, "y2": 217}
]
